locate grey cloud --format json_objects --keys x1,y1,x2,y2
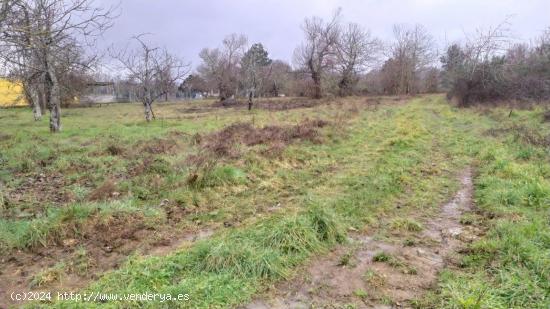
[{"x1": 95, "y1": 0, "x2": 550, "y2": 70}]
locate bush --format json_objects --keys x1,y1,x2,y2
[{"x1": 442, "y1": 41, "x2": 550, "y2": 106}]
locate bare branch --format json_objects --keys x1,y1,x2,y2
[{"x1": 110, "y1": 35, "x2": 190, "y2": 121}]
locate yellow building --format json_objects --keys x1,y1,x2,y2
[{"x1": 0, "y1": 79, "x2": 28, "y2": 107}]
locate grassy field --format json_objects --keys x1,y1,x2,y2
[{"x1": 0, "y1": 95, "x2": 548, "y2": 308}]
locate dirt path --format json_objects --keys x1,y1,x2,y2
[{"x1": 245, "y1": 169, "x2": 478, "y2": 309}]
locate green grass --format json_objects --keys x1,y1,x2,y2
[
  {"x1": 0, "y1": 199, "x2": 163, "y2": 252},
  {"x1": 416, "y1": 104, "x2": 550, "y2": 308},
  {"x1": 1, "y1": 96, "x2": 549, "y2": 308},
  {"x1": 27, "y1": 96, "x2": 473, "y2": 308}
]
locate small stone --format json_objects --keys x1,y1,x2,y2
[{"x1": 62, "y1": 238, "x2": 78, "y2": 247}]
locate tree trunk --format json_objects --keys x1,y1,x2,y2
[
  {"x1": 39, "y1": 85, "x2": 47, "y2": 113},
  {"x1": 312, "y1": 71, "x2": 322, "y2": 99},
  {"x1": 218, "y1": 83, "x2": 227, "y2": 101},
  {"x1": 248, "y1": 91, "x2": 253, "y2": 110},
  {"x1": 144, "y1": 101, "x2": 153, "y2": 122},
  {"x1": 48, "y1": 89, "x2": 61, "y2": 132},
  {"x1": 46, "y1": 54, "x2": 61, "y2": 133},
  {"x1": 30, "y1": 87, "x2": 42, "y2": 121},
  {"x1": 338, "y1": 73, "x2": 353, "y2": 97}
]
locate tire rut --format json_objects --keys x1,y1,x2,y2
[{"x1": 244, "y1": 168, "x2": 479, "y2": 309}]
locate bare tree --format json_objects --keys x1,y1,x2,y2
[
  {"x1": 462, "y1": 19, "x2": 512, "y2": 74},
  {"x1": 389, "y1": 24, "x2": 435, "y2": 95},
  {"x1": 0, "y1": 0, "x2": 115, "y2": 132},
  {"x1": 197, "y1": 48, "x2": 223, "y2": 96},
  {"x1": 294, "y1": 9, "x2": 341, "y2": 99},
  {"x1": 0, "y1": 0, "x2": 13, "y2": 25},
  {"x1": 111, "y1": 35, "x2": 190, "y2": 121},
  {"x1": 441, "y1": 19, "x2": 513, "y2": 105},
  {"x1": 198, "y1": 33, "x2": 247, "y2": 101},
  {"x1": 336, "y1": 23, "x2": 381, "y2": 96},
  {"x1": 263, "y1": 60, "x2": 292, "y2": 97}
]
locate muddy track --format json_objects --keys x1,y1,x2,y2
[
  {"x1": 0, "y1": 224, "x2": 216, "y2": 309},
  {"x1": 244, "y1": 168, "x2": 479, "y2": 309}
]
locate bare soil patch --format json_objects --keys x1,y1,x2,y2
[
  {"x1": 0, "y1": 210, "x2": 216, "y2": 308},
  {"x1": 4, "y1": 172, "x2": 74, "y2": 217},
  {"x1": 245, "y1": 168, "x2": 481, "y2": 309}
]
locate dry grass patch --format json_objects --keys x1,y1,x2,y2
[{"x1": 196, "y1": 119, "x2": 329, "y2": 159}]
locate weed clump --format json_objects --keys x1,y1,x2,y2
[
  {"x1": 30, "y1": 263, "x2": 65, "y2": 288},
  {"x1": 488, "y1": 124, "x2": 550, "y2": 148},
  {"x1": 159, "y1": 204, "x2": 348, "y2": 284},
  {"x1": 353, "y1": 289, "x2": 368, "y2": 299},
  {"x1": 373, "y1": 251, "x2": 392, "y2": 262},
  {"x1": 105, "y1": 144, "x2": 125, "y2": 156},
  {"x1": 138, "y1": 138, "x2": 178, "y2": 155},
  {"x1": 338, "y1": 251, "x2": 355, "y2": 267},
  {"x1": 145, "y1": 157, "x2": 171, "y2": 175},
  {"x1": 363, "y1": 269, "x2": 386, "y2": 287},
  {"x1": 390, "y1": 218, "x2": 423, "y2": 232},
  {"x1": 87, "y1": 180, "x2": 119, "y2": 201},
  {"x1": 512, "y1": 125, "x2": 550, "y2": 148}
]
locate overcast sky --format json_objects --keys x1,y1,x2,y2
[{"x1": 96, "y1": 0, "x2": 550, "y2": 71}]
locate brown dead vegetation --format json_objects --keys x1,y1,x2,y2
[
  {"x1": 210, "y1": 98, "x2": 332, "y2": 111},
  {"x1": 485, "y1": 124, "x2": 550, "y2": 147},
  {"x1": 513, "y1": 126, "x2": 550, "y2": 147},
  {"x1": 137, "y1": 137, "x2": 178, "y2": 155},
  {"x1": 105, "y1": 144, "x2": 125, "y2": 156},
  {"x1": 103, "y1": 138, "x2": 176, "y2": 158},
  {"x1": 167, "y1": 96, "x2": 405, "y2": 118},
  {"x1": 177, "y1": 107, "x2": 217, "y2": 114},
  {"x1": 82, "y1": 213, "x2": 149, "y2": 251},
  {"x1": 196, "y1": 119, "x2": 329, "y2": 159},
  {"x1": 86, "y1": 179, "x2": 119, "y2": 201},
  {"x1": 256, "y1": 98, "x2": 330, "y2": 110}
]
